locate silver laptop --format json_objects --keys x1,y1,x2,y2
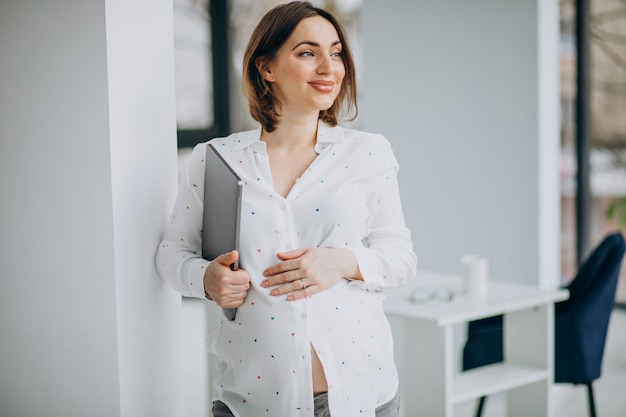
[{"x1": 202, "y1": 143, "x2": 243, "y2": 320}]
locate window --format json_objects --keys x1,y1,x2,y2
[
  {"x1": 174, "y1": 0, "x2": 230, "y2": 148},
  {"x1": 560, "y1": 0, "x2": 626, "y2": 305}
]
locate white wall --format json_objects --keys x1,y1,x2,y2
[
  {"x1": 359, "y1": 0, "x2": 560, "y2": 289},
  {"x1": 0, "y1": 1, "x2": 191, "y2": 415}
]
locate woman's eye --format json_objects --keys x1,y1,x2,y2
[
  {"x1": 332, "y1": 51, "x2": 343, "y2": 58},
  {"x1": 299, "y1": 50, "x2": 314, "y2": 57}
]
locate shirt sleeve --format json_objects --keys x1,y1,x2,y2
[
  {"x1": 349, "y1": 135, "x2": 417, "y2": 291},
  {"x1": 155, "y1": 143, "x2": 209, "y2": 299}
]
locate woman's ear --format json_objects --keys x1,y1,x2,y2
[{"x1": 255, "y1": 57, "x2": 274, "y2": 82}]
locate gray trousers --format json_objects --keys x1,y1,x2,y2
[{"x1": 212, "y1": 390, "x2": 400, "y2": 417}]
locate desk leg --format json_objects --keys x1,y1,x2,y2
[
  {"x1": 400, "y1": 318, "x2": 453, "y2": 417},
  {"x1": 504, "y1": 304, "x2": 554, "y2": 417}
]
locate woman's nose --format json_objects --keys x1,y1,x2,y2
[{"x1": 317, "y1": 54, "x2": 332, "y2": 74}]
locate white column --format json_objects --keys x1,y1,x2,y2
[
  {"x1": 537, "y1": 0, "x2": 561, "y2": 290},
  {"x1": 105, "y1": 0, "x2": 188, "y2": 415},
  {"x1": 0, "y1": 1, "x2": 191, "y2": 415}
]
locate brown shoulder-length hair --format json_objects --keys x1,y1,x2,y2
[{"x1": 242, "y1": 1, "x2": 357, "y2": 132}]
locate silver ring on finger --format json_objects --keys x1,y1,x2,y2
[{"x1": 300, "y1": 278, "x2": 308, "y2": 289}]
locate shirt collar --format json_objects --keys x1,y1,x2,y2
[{"x1": 230, "y1": 120, "x2": 346, "y2": 152}]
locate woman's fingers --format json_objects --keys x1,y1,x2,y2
[
  {"x1": 215, "y1": 250, "x2": 240, "y2": 267},
  {"x1": 262, "y1": 254, "x2": 319, "y2": 299},
  {"x1": 262, "y1": 247, "x2": 357, "y2": 300},
  {"x1": 221, "y1": 290, "x2": 249, "y2": 307},
  {"x1": 204, "y1": 251, "x2": 251, "y2": 307},
  {"x1": 285, "y1": 281, "x2": 316, "y2": 301},
  {"x1": 266, "y1": 279, "x2": 317, "y2": 300}
]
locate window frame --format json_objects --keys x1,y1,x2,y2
[{"x1": 177, "y1": 0, "x2": 231, "y2": 149}]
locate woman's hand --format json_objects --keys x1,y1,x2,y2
[
  {"x1": 261, "y1": 248, "x2": 363, "y2": 301},
  {"x1": 204, "y1": 250, "x2": 251, "y2": 308}
]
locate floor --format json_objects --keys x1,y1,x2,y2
[{"x1": 453, "y1": 308, "x2": 626, "y2": 417}]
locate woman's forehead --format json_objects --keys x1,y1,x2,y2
[{"x1": 286, "y1": 16, "x2": 341, "y2": 48}]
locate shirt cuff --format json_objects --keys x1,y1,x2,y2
[
  {"x1": 349, "y1": 247, "x2": 382, "y2": 291},
  {"x1": 186, "y1": 258, "x2": 210, "y2": 299}
]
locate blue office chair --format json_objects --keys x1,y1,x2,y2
[{"x1": 461, "y1": 232, "x2": 626, "y2": 417}]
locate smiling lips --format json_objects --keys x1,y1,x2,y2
[{"x1": 308, "y1": 80, "x2": 335, "y2": 92}]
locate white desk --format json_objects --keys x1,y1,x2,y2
[{"x1": 384, "y1": 271, "x2": 569, "y2": 417}]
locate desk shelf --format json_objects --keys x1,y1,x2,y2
[
  {"x1": 453, "y1": 363, "x2": 548, "y2": 404},
  {"x1": 385, "y1": 271, "x2": 568, "y2": 416}
]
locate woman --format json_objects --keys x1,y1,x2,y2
[{"x1": 156, "y1": 2, "x2": 417, "y2": 416}]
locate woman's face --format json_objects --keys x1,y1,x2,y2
[{"x1": 263, "y1": 16, "x2": 345, "y2": 120}]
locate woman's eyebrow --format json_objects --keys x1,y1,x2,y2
[{"x1": 291, "y1": 40, "x2": 342, "y2": 50}]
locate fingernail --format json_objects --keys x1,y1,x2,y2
[
  {"x1": 270, "y1": 289, "x2": 278, "y2": 296},
  {"x1": 263, "y1": 270, "x2": 269, "y2": 276},
  {"x1": 286, "y1": 295, "x2": 294, "y2": 301},
  {"x1": 261, "y1": 281, "x2": 269, "y2": 287}
]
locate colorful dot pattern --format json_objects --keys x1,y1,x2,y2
[{"x1": 155, "y1": 122, "x2": 417, "y2": 417}]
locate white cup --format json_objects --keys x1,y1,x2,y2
[{"x1": 461, "y1": 255, "x2": 489, "y2": 297}]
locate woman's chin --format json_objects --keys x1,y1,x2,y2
[{"x1": 315, "y1": 99, "x2": 337, "y2": 112}]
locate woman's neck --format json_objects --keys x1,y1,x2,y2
[{"x1": 261, "y1": 115, "x2": 319, "y2": 151}]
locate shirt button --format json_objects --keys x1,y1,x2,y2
[{"x1": 301, "y1": 312, "x2": 307, "y2": 319}]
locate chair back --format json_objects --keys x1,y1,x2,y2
[
  {"x1": 462, "y1": 315, "x2": 503, "y2": 371},
  {"x1": 554, "y1": 232, "x2": 626, "y2": 384}
]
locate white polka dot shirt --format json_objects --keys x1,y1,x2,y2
[{"x1": 156, "y1": 121, "x2": 417, "y2": 417}]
